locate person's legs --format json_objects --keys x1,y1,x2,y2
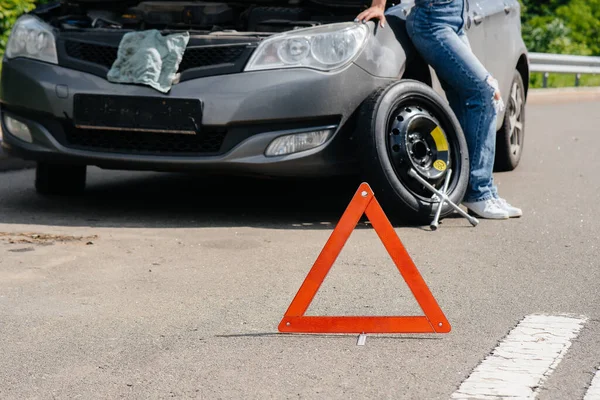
[
  {"x1": 455, "y1": 32, "x2": 521, "y2": 217},
  {"x1": 406, "y1": 1, "x2": 516, "y2": 218}
]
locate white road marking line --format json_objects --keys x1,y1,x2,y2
[
  {"x1": 584, "y1": 367, "x2": 600, "y2": 400},
  {"x1": 451, "y1": 314, "x2": 588, "y2": 400}
]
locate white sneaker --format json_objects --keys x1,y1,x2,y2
[
  {"x1": 463, "y1": 199, "x2": 509, "y2": 219},
  {"x1": 494, "y1": 198, "x2": 522, "y2": 218}
]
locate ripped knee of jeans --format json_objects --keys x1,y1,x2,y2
[
  {"x1": 486, "y1": 74, "x2": 505, "y2": 114},
  {"x1": 486, "y1": 75, "x2": 501, "y2": 99}
]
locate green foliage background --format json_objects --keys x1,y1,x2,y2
[
  {"x1": 519, "y1": 0, "x2": 600, "y2": 87},
  {"x1": 0, "y1": 0, "x2": 598, "y2": 86},
  {"x1": 520, "y1": 0, "x2": 600, "y2": 56}
]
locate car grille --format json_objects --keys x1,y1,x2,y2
[
  {"x1": 64, "y1": 40, "x2": 248, "y2": 72},
  {"x1": 63, "y1": 126, "x2": 227, "y2": 155},
  {"x1": 65, "y1": 41, "x2": 117, "y2": 69},
  {"x1": 178, "y1": 46, "x2": 248, "y2": 71}
]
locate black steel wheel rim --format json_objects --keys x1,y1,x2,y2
[{"x1": 384, "y1": 94, "x2": 463, "y2": 202}]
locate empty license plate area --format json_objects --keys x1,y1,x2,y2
[{"x1": 73, "y1": 94, "x2": 202, "y2": 134}]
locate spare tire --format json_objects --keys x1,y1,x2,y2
[{"x1": 356, "y1": 80, "x2": 470, "y2": 225}]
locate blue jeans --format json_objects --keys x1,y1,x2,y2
[{"x1": 396, "y1": 0, "x2": 499, "y2": 202}]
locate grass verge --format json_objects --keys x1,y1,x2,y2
[{"x1": 530, "y1": 72, "x2": 600, "y2": 88}]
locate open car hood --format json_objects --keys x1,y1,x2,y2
[{"x1": 64, "y1": 0, "x2": 393, "y2": 7}]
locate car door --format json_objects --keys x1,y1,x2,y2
[
  {"x1": 463, "y1": 0, "x2": 487, "y2": 66},
  {"x1": 477, "y1": 0, "x2": 520, "y2": 100}
]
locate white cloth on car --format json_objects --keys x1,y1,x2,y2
[{"x1": 107, "y1": 30, "x2": 189, "y2": 93}]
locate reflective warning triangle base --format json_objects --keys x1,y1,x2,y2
[{"x1": 278, "y1": 182, "x2": 451, "y2": 334}]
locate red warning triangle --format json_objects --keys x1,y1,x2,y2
[{"x1": 278, "y1": 182, "x2": 451, "y2": 334}]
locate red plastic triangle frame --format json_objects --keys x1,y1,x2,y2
[{"x1": 278, "y1": 182, "x2": 451, "y2": 334}]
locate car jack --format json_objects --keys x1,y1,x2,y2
[{"x1": 408, "y1": 168, "x2": 479, "y2": 230}]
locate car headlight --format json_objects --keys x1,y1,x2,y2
[
  {"x1": 5, "y1": 15, "x2": 58, "y2": 64},
  {"x1": 245, "y1": 23, "x2": 368, "y2": 72}
]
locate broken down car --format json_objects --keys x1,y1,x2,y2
[{"x1": 0, "y1": 0, "x2": 529, "y2": 223}]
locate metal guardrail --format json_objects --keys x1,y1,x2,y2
[{"x1": 529, "y1": 52, "x2": 600, "y2": 87}]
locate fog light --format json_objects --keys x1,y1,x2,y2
[
  {"x1": 265, "y1": 129, "x2": 334, "y2": 157},
  {"x1": 4, "y1": 115, "x2": 33, "y2": 143}
]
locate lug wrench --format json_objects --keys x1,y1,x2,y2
[{"x1": 408, "y1": 168, "x2": 479, "y2": 230}]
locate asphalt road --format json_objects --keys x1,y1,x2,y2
[{"x1": 0, "y1": 99, "x2": 599, "y2": 399}]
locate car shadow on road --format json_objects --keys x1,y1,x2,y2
[{"x1": 1, "y1": 170, "x2": 434, "y2": 230}]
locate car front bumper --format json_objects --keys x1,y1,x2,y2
[{"x1": 0, "y1": 58, "x2": 394, "y2": 177}]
